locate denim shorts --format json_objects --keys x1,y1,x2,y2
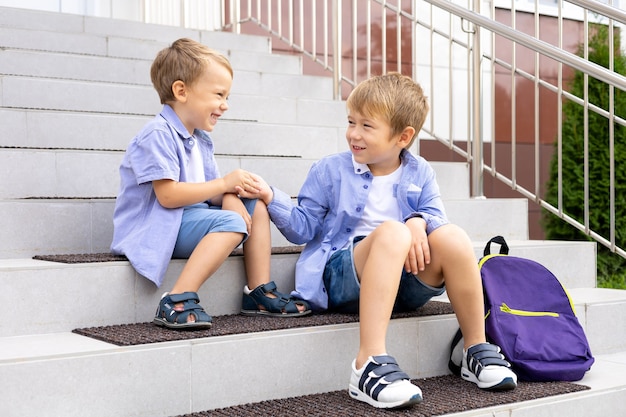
[
  {"x1": 172, "y1": 198, "x2": 257, "y2": 258},
  {"x1": 322, "y1": 236, "x2": 446, "y2": 313}
]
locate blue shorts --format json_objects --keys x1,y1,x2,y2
[
  {"x1": 172, "y1": 198, "x2": 257, "y2": 258},
  {"x1": 322, "y1": 236, "x2": 446, "y2": 313}
]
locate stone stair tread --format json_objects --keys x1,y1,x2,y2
[
  {"x1": 181, "y1": 374, "x2": 590, "y2": 417},
  {"x1": 71, "y1": 302, "x2": 454, "y2": 347}
]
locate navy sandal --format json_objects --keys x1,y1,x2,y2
[
  {"x1": 153, "y1": 292, "x2": 213, "y2": 329},
  {"x1": 241, "y1": 281, "x2": 312, "y2": 317}
]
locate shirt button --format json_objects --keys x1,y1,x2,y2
[
  {"x1": 357, "y1": 168, "x2": 361, "y2": 173},
  {"x1": 363, "y1": 185, "x2": 368, "y2": 189},
  {"x1": 356, "y1": 207, "x2": 362, "y2": 212},
  {"x1": 346, "y1": 228, "x2": 352, "y2": 233},
  {"x1": 189, "y1": 140, "x2": 195, "y2": 145},
  {"x1": 331, "y1": 247, "x2": 337, "y2": 251}
]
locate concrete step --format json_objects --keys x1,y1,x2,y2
[
  {"x1": 0, "y1": 108, "x2": 342, "y2": 155},
  {"x1": 0, "y1": 288, "x2": 623, "y2": 416},
  {"x1": 0, "y1": 49, "x2": 328, "y2": 99},
  {"x1": 0, "y1": 151, "x2": 467, "y2": 201},
  {"x1": 0, "y1": 239, "x2": 596, "y2": 337},
  {"x1": 0, "y1": 74, "x2": 344, "y2": 124},
  {"x1": 0, "y1": 196, "x2": 528, "y2": 259},
  {"x1": 0, "y1": 6, "x2": 272, "y2": 57},
  {"x1": 0, "y1": 150, "x2": 317, "y2": 199},
  {"x1": 0, "y1": 48, "x2": 303, "y2": 85}
]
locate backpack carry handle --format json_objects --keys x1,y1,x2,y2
[{"x1": 483, "y1": 235, "x2": 509, "y2": 257}]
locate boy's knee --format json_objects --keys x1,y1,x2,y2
[
  {"x1": 220, "y1": 210, "x2": 247, "y2": 230},
  {"x1": 376, "y1": 221, "x2": 412, "y2": 245},
  {"x1": 431, "y1": 224, "x2": 472, "y2": 251}
]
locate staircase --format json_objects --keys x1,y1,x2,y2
[{"x1": 1, "y1": 6, "x2": 625, "y2": 416}]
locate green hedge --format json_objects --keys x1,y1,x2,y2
[{"x1": 543, "y1": 24, "x2": 626, "y2": 289}]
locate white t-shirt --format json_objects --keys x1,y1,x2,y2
[
  {"x1": 352, "y1": 164, "x2": 403, "y2": 237},
  {"x1": 187, "y1": 137, "x2": 205, "y2": 183}
]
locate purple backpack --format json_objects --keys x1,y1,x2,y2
[{"x1": 449, "y1": 236, "x2": 594, "y2": 382}]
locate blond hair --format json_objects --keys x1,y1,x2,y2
[
  {"x1": 346, "y1": 72, "x2": 429, "y2": 148},
  {"x1": 150, "y1": 38, "x2": 233, "y2": 104}
]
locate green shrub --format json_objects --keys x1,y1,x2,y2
[{"x1": 543, "y1": 24, "x2": 626, "y2": 288}]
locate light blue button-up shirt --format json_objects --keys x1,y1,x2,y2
[
  {"x1": 111, "y1": 105, "x2": 220, "y2": 287},
  {"x1": 267, "y1": 149, "x2": 449, "y2": 311}
]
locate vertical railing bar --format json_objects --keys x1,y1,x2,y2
[
  {"x1": 412, "y1": 1, "x2": 419, "y2": 154},
  {"x1": 510, "y1": 0, "x2": 517, "y2": 190},
  {"x1": 278, "y1": 0, "x2": 283, "y2": 40},
  {"x1": 464, "y1": 0, "x2": 468, "y2": 158},
  {"x1": 609, "y1": 10, "x2": 616, "y2": 250},
  {"x1": 299, "y1": 0, "x2": 304, "y2": 51},
  {"x1": 448, "y1": 9, "x2": 453, "y2": 150},
  {"x1": 429, "y1": 3, "x2": 435, "y2": 135},
  {"x1": 471, "y1": 0, "x2": 483, "y2": 197},
  {"x1": 533, "y1": 0, "x2": 540, "y2": 199},
  {"x1": 397, "y1": 0, "x2": 402, "y2": 72},
  {"x1": 382, "y1": 0, "x2": 387, "y2": 75},
  {"x1": 287, "y1": 0, "x2": 293, "y2": 45},
  {"x1": 352, "y1": 0, "x2": 358, "y2": 85},
  {"x1": 490, "y1": 0, "x2": 496, "y2": 172},
  {"x1": 311, "y1": 0, "x2": 317, "y2": 60},
  {"x1": 367, "y1": 0, "x2": 371, "y2": 79},
  {"x1": 323, "y1": 0, "x2": 328, "y2": 68},
  {"x1": 332, "y1": 0, "x2": 342, "y2": 99},
  {"x1": 583, "y1": 8, "x2": 590, "y2": 234},
  {"x1": 180, "y1": 0, "x2": 185, "y2": 27},
  {"x1": 557, "y1": 0, "x2": 563, "y2": 215}
]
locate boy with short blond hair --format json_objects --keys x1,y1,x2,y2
[
  {"x1": 112, "y1": 38, "x2": 310, "y2": 329},
  {"x1": 257, "y1": 72, "x2": 517, "y2": 408}
]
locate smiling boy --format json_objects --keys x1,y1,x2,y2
[
  {"x1": 111, "y1": 38, "x2": 310, "y2": 329},
  {"x1": 256, "y1": 73, "x2": 517, "y2": 408}
]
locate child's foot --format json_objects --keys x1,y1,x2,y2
[
  {"x1": 461, "y1": 343, "x2": 517, "y2": 390},
  {"x1": 153, "y1": 292, "x2": 213, "y2": 329},
  {"x1": 241, "y1": 281, "x2": 312, "y2": 317},
  {"x1": 348, "y1": 355, "x2": 422, "y2": 409}
]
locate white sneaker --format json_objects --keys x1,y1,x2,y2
[
  {"x1": 348, "y1": 355, "x2": 422, "y2": 409},
  {"x1": 461, "y1": 343, "x2": 518, "y2": 390}
]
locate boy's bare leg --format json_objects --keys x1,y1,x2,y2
[
  {"x1": 352, "y1": 221, "x2": 412, "y2": 369},
  {"x1": 170, "y1": 231, "x2": 243, "y2": 294},
  {"x1": 418, "y1": 224, "x2": 486, "y2": 349},
  {"x1": 242, "y1": 200, "x2": 271, "y2": 289},
  {"x1": 242, "y1": 201, "x2": 307, "y2": 312}
]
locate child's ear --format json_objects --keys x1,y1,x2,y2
[
  {"x1": 171, "y1": 80, "x2": 187, "y2": 102},
  {"x1": 397, "y1": 126, "x2": 416, "y2": 148}
]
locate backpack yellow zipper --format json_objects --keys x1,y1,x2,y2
[{"x1": 499, "y1": 302, "x2": 559, "y2": 317}]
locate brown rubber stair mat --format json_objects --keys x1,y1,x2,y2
[
  {"x1": 73, "y1": 301, "x2": 455, "y2": 346},
  {"x1": 177, "y1": 374, "x2": 589, "y2": 416}
]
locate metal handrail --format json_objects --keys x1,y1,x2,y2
[{"x1": 221, "y1": 0, "x2": 625, "y2": 260}]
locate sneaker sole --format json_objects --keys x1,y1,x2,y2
[
  {"x1": 461, "y1": 369, "x2": 517, "y2": 391},
  {"x1": 348, "y1": 384, "x2": 422, "y2": 409},
  {"x1": 152, "y1": 317, "x2": 212, "y2": 330},
  {"x1": 240, "y1": 309, "x2": 312, "y2": 318}
]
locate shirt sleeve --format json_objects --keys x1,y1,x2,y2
[
  {"x1": 403, "y1": 160, "x2": 449, "y2": 234},
  {"x1": 130, "y1": 128, "x2": 182, "y2": 185},
  {"x1": 268, "y1": 161, "x2": 329, "y2": 244}
]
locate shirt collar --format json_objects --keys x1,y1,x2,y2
[
  {"x1": 160, "y1": 104, "x2": 193, "y2": 140},
  {"x1": 351, "y1": 155, "x2": 371, "y2": 175}
]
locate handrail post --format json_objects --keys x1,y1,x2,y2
[
  {"x1": 332, "y1": 0, "x2": 342, "y2": 100},
  {"x1": 471, "y1": 0, "x2": 484, "y2": 198}
]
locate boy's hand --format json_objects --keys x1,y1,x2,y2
[
  {"x1": 222, "y1": 193, "x2": 252, "y2": 233},
  {"x1": 404, "y1": 216, "x2": 430, "y2": 274},
  {"x1": 236, "y1": 173, "x2": 274, "y2": 205},
  {"x1": 222, "y1": 169, "x2": 260, "y2": 195}
]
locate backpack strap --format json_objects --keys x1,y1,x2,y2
[
  {"x1": 448, "y1": 328, "x2": 464, "y2": 376},
  {"x1": 483, "y1": 235, "x2": 509, "y2": 257}
]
